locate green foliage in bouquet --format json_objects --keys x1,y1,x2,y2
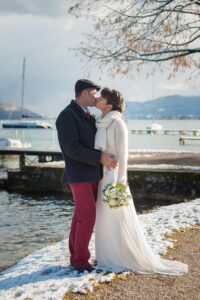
[{"x1": 102, "y1": 182, "x2": 131, "y2": 209}]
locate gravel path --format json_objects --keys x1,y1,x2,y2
[{"x1": 63, "y1": 226, "x2": 200, "y2": 300}]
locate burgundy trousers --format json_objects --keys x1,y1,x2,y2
[{"x1": 69, "y1": 181, "x2": 98, "y2": 269}]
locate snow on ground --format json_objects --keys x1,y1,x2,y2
[
  {"x1": 128, "y1": 164, "x2": 200, "y2": 171},
  {"x1": 129, "y1": 149, "x2": 200, "y2": 153},
  {"x1": 0, "y1": 199, "x2": 200, "y2": 300}
]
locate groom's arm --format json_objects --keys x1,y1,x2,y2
[{"x1": 56, "y1": 110, "x2": 101, "y2": 166}]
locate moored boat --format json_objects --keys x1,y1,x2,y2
[
  {"x1": 146, "y1": 123, "x2": 163, "y2": 134},
  {"x1": 0, "y1": 137, "x2": 31, "y2": 148},
  {"x1": 2, "y1": 120, "x2": 52, "y2": 129}
]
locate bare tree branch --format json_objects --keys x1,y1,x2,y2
[{"x1": 69, "y1": 0, "x2": 200, "y2": 77}]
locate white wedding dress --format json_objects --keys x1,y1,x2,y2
[{"x1": 94, "y1": 111, "x2": 188, "y2": 275}]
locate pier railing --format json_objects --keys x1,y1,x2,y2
[
  {"x1": 0, "y1": 149, "x2": 63, "y2": 168},
  {"x1": 132, "y1": 129, "x2": 200, "y2": 136}
]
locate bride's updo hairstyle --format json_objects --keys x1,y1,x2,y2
[{"x1": 100, "y1": 87, "x2": 125, "y2": 113}]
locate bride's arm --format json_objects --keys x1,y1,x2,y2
[{"x1": 115, "y1": 119, "x2": 129, "y2": 185}]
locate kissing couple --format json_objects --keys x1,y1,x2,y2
[{"x1": 56, "y1": 79, "x2": 188, "y2": 275}]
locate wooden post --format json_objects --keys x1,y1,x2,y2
[
  {"x1": 0, "y1": 154, "x2": 3, "y2": 167},
  {"x1": 19, "y1": 153, "x2": 25, "y2": 169},
  {"x1": 39, "y1": 155, "x2": 47, "y2": 163},
  {"x1": 179, "y1": 137, "x2": 185, "y2": 145}
]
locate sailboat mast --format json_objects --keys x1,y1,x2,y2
[
  {"x1": 152, "y1": 73, "x2": 155, "y2": 121},
  {"x1": 21, "y1": 57, "x2": 26, "y2": 119}
]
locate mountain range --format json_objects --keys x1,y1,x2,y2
[
  {"x1": 0, "y1": 95, "x2": 200, "y2": 119},
  {"x1": 126, "y1": 95, "x2": 200, "y2": 119},
  {"x1": 0, "y1": 102, "x2": 42, "y2": 119}
]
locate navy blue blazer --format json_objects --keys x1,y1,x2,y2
[{"x1": 56, "y1": 100, "x2": 103, "y2": 183}]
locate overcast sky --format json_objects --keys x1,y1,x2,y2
[{"x1": 0, "y1": 0, "x2": 199, "y2": 117}]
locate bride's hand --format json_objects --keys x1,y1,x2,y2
[
  {"x1": 121, "y1": 183, "x2": 127, "y2": 189},
  {"x1": 118, "y1": 182, "x2": 128, "y2": 189}
]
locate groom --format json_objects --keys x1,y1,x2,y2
[{"x1": 56, "y1": 79, "x2": 117, "y2": 273}]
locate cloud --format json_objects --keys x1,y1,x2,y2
[
  {"x1": 0, "y1": 13, "x2": 82, "y2": 116},
  {"x1": 0, "y1": 0, "x2": 68, "y2": 17},
  {"x1": 158, "y1": 82, "x2": 187, "y2": 92},
  {"x1": 0, "y1": 3, "x2": 200, "y2": 117}
]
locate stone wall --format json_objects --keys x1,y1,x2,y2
[
  {"x1": 3, "y1": 164, "x2": 200, "y2": 202},
  {"x1": 6, "y1": 164, "x2": 69, "y2": 193},
  {"x1": 128, "y1": 169, "x2": 200, "y2": 201}
]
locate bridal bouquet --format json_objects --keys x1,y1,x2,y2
[{"x1": 102, "y1": 183, "x2": 131, "y2": 209}]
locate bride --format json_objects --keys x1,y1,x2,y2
[{"x1": 94, "y1": 87, "x2": 188, "y2": 275}]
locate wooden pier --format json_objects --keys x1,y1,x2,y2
[
  {"x1": 1, "y1": 149, "x2": 200, "y2": 168},
  {"x1": 0, "y1": 149, "x2": 62, "y2": 168},
  {"x1": 132, "y1": 129, "x2": 200, "y2": 136},
  {"x1": 179, "y1": 136, "x2": 200, "y2": 145},
  {"x1": 1, "y1": 150, "x2": 200, "y2": 199}
]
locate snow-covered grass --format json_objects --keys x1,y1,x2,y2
[{"x1": 0, "y1": 199, "x2": 200, "y2": 300}]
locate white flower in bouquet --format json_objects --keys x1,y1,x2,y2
[{"x1": 102, "y1": 183, "x2": 131, "y2": 209}]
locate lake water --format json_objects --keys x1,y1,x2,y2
[
  {"x1": 0, "y1": 188, "x2": 183, "y2": 273},
  {"x1": 128, "y1": 119, "x2": 200, "y2": 152},
  {"x1": 0, "y1": 119, "x2": 200, "y2": 152},
  {"x1": 0, "y1": 191, "x2": 74, "y2": 273},
  {"x1": 1, "y1": 118, "x2": 200, "y2": 272}
]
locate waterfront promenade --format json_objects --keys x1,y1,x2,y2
[
  {"x1": 63, "y1": 226, "x2": 200, "y2": 300},
  {"x1": 1, "y1": 150, "x2": 200, "y2": 200},
  {"x1": 1, "y1": 149, "x2": 200, "y2": 167},
  {"x1": 128, "y1": 150, "x2": 200, "y2": 166},
  {"x1": 0, "y1": 152, "x2": 200, "y2": 299},
  {"x1": 0, "y1": 199, "x2": 199, "y2": 299}
]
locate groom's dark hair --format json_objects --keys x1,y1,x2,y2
[{"x1": 101, "y1": 88, "x2": 124, "y2": 113}]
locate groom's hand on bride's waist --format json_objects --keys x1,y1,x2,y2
[{"x1": 100, "y1": 153, "x2": 118, "y2": 170}]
